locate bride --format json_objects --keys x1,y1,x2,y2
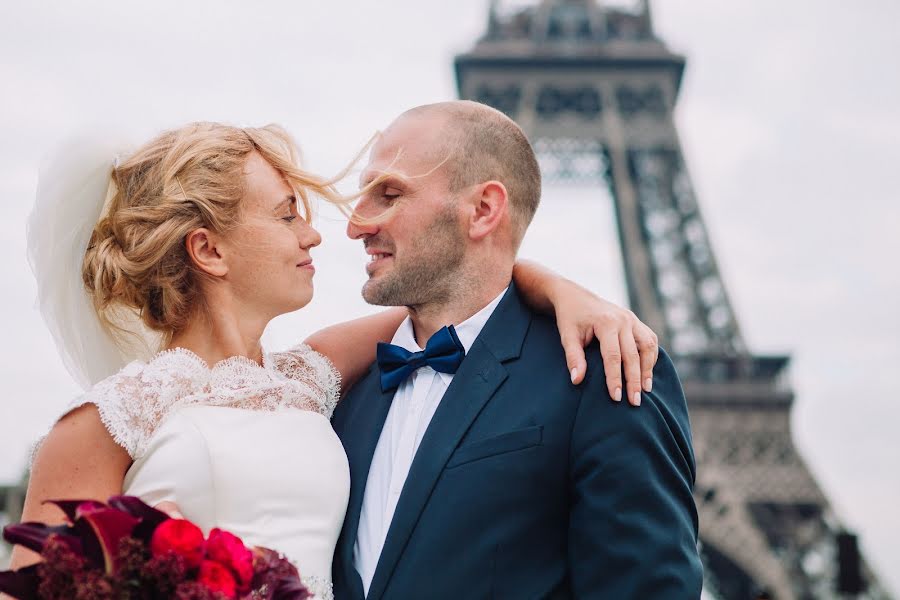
[{"x1": 9, "y1": 122, "x2": 658, "y2": 598}]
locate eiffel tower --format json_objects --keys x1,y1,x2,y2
[{"x1": 455, "y1": 2, "x2": 891, "y2": 598}]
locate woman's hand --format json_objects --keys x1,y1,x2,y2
[
  {"x1": 551, "y1": 278, "x2": 658, "y2": 405},
  {"x1": 512, "y1": 260, "x2": 659, "y2": 406}
]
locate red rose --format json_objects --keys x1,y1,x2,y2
[
  {"x1": 205, "y1": 528, "x2": 254, "y2": 592},
  {"x1": 150, "y1": 518, "x2": 206, "y2": 569},
  {"x1": 197, "y1": 559, "x2": 238, "y2": 599}
]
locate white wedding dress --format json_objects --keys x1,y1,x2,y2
[{"x1": 60, "y1": 344, "x2": 350, "y2": 600}]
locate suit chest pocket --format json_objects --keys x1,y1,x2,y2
[{"x1": 446, "y1": 425, "x2": 543, "y2": 469}]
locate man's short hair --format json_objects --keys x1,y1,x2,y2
[{"x1": 408, "y1": 101, "x2": 542, "y2": 245}]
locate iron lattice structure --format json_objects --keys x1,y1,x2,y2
[{"x1": 455, "y1": 2, "x2": 891, "y2": 598}]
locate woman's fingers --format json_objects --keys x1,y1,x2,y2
[
  {"x1": 555, "y1": 297, "x2": 658, "y2": 410},
  {"x1": 560, "y1": 328, "x2": 588, "y2": 385},
  {"x1": 597, "y1": 329, "x2": 624, "y2": 401},
  {"x1": 633, "y1": 318, "x2": 659, "y2": 392},
  {"x1": 617, "y1": 327, "x2": 643, "y2": 406}
]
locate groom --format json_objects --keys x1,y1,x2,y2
[{"x1": 331, "y1": 101, "x2": 703, "y2": 599}]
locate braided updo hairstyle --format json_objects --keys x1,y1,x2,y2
[{"x1": 82, "y1": 121, "x2": 343, "y2": 348}]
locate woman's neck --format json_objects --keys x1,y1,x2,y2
[{"x1": 166, "y1": 296, "x2": 269, "y2": 367}]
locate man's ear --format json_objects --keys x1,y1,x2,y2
[
  {"x1": 468, "y1": 181, "x2": 509, "y2": 241},
  {"x1": 185, "y1": 228, "x2": 228, "y2": 277}
]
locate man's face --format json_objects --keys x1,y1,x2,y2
[{"x1": 347, "y1": 113, "x2": 467, "y2": 307}]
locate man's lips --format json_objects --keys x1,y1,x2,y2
[
  {"x1": 365, "y1": 246, "x2": 394, "y2": 261},
  {"x1": 365, "y1": 250, "x2": 393, "y2": 274}
]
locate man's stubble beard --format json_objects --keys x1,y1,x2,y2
[{"x1": 361, "y1": 204, "x2": 467, "y2": 309}]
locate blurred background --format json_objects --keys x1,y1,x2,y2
[{"x1": 0, "y1": 1, "x2": 897, "y2": 597}]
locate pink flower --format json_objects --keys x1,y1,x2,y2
[
  {"x1": 150, "y1": 519, "x2": 206, "y2": 570},
  {"x1": 206, "y1": 528, "x2": 254, "y2": 593}
]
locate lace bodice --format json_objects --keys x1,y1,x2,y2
[{"x1": 64, "y1": 343, "x2": 341, "y2": 460}]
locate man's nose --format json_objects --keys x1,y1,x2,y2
[{"x1": 346, "y1": 199, "x2": 380, "y2": 240}]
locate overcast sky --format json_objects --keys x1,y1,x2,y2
[{"x1": 1, "y1": 0, "x2": 898, "y2": 593}]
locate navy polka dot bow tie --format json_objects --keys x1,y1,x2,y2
[{"x1": 377, "y1": 325, "x2": 466, "y2": 393}]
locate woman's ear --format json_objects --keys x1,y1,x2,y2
[
  {"x1": 468, "y1": 180, "x2": 509, "y2": 241},
  {"x1": 185, "y1": 228, "x2": 228, "y2": 277}
]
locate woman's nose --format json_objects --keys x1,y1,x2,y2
[{"x1": 300, "y1": 223, "x2": 322, "y2": 249}]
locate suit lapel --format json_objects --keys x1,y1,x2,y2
[{"x1": 366, "y1": 284, "x2": 532, "y2": 600}]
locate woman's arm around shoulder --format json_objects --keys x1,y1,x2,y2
[{"x1": 304, "y1": 308, "x2": 408, "y2": 395}]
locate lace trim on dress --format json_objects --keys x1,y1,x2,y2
[
  {"x1": 47, "y1": 343, "x2": 341, "y2": 460},
  {"x1": 302, "y1": 574, "x2": 334, "y2": 600},
  {"x1": 267, "y1": 343, "x2": 341, "y2": 421}
]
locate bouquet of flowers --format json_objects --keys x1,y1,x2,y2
[{"x1": 0, "y1": 496, "x2": 311, "y2": 600}]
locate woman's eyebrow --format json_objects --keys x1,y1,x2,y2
[{"x1": 272, "y1": 195, "x2": 295, "y2": 212}]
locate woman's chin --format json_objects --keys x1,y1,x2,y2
[
  {"x1": 267, "y1": 288, "x2": 313, "y2": 317},
  {"x1": 291, "y1": 289, "x2": 314, "y2": 311}
]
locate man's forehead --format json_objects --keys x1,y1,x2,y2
[
  {"x1": 360, "y1": 130, "x2": 444, "y2": 186},
  {"x1": 359, "y1": 140, "x2": 404, "y2": 186},
  {"x1": 387, "y1": 111, "x2": 450, "y2": 152}
]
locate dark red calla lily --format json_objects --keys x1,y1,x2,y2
[
  {"x1": 78, "y1": 507, "x2": 140, "y2": 574},
  {"x1": 2, "y1": 522, "x2": 81, "y2": 555},
  {"x1": 0, "y1": 564, "x2": 39, "y2": 600},
  {"x1": 107, "y1": 494, "x2": 170, "y2": 542}
]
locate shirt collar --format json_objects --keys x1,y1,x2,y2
[{"x1": 390, "y1": 285, "x2": 509, "y2": 358}]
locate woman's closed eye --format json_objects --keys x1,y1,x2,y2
[{"x1": 281, "y1": 196, "x2": 300, "y2": 222}]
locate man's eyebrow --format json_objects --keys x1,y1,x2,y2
[{"x1": 359, "y1": 172, "x2": 409, "y2": 190}]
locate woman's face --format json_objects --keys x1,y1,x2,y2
[{"x1": 222, "y1": 152, "x2": 321, "y2": 318}]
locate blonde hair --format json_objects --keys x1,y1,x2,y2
[{"x1": 82, "y1": 121, "x2": 345, "y2": 348}]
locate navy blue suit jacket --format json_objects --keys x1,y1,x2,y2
[{"x1": 331, "y1": 284, "x2": 703, "y2": 599}]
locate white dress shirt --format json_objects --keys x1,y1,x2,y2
[{"x1": 353, "y1": 288, "x2": 507, "y2": 596}]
